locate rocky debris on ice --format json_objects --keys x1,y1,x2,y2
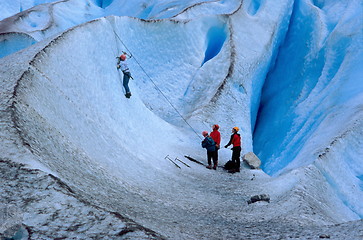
[{"x1": 247, "y1": 194, "x2": 270, "y2": 204}]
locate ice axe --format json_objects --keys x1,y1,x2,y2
[
  {"x1": 175, "y1": 157, "x2": 191, "y2": 168},
  {"x1": 122, "y1": 51, "x2": 132, "y2": 59},
  {"x1": 164, "y1": 155, "x2": 181, "y2": 169}
]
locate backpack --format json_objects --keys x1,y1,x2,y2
[
  {"x1": 202, "y1": 137, "x2": 216, "y2": 152},
  {"x1": 224, "y1": 160, "x2": 237, "y2": 170}
]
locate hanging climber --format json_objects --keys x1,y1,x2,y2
[
  {"x1": 201, "y1": 131, "x2": 217, "y2": 170},
  {"x1": 117, "y1": 52, "x2": 133, "y2": 98},
  {"x1": 210, "y1": 124, "x2": 221, "y2": 169},
  {"x1": 224, "y1": 127, "x2": 242, "y2": 173}
]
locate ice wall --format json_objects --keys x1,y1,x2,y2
[
  {"x1": 253, "y1": 0, "x2": 363, "y2": 216},
  {"x1": 0, "y1": 0, "x2": 242, "y2": 59},
  {"x1": 0, "y1": 0, "x2": 57, "y2": 20}
]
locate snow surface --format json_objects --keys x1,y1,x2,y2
[{"x1": 0, "y1": 0, "x2": 362, "y2": 239}]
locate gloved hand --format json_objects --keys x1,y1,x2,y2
[{"x1": 117, "y1": 64, "x2": 120, "y2": 69}]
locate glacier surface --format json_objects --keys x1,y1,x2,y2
[{"x1": 0, "y1": 0, "x2": 362, "y2": 239}]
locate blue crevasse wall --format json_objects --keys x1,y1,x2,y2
[
  {"x1": 93, "y1": 0, "x2": 113, "y2": 9},
  {"x1": 253, "y1": 0, "x2": 319, "y2": 175},
  {"x1": 0, "y1": 33, "x2": 37, "y2": 58},
  {"x1": 253, "y1": 0, "x2": 360, "y2": 175},
  {"x1": 202, "y1": 24, "x2": 227, "y2": 66},
  {"x1": 253, "y1": 0, "x2": 363, "y2": 219},
  {"x1": 247, "y1": 0, "x2": 263, "y2": 16}
]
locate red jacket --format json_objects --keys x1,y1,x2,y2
[
  {"x1": 226, "y1": 133, "x2": 241, "y2": 148},
  {"x1": 210, "y1": 130, "x2": 221, "y2": 147}
]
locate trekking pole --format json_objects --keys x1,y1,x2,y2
[{"x1": 165, "y1": 155, "x2": 181, "y2": 169}]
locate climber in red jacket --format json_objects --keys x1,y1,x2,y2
[
  {"x1": 224, "y1": 127, "x2": 241, "y2": 172},
  {"x1": 210, "y1": 124, "x2": 221, "y2": 169}
]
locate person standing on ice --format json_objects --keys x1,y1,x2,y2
[
  {"x1": 117, "y1": 53, "x2": 132, "y2": 98},
  {"x1": 201, "y1": 131, "x2": 217, "y2": 170},
  {"x1": 224, "y1": 127, "x2": 242, "y2": 173},
  {"x1": 210, "y1": 124, "x2": 221, "y2": 169}
]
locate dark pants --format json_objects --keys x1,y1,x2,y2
[
  {"x1": 207, "y1": 151, "x2": 217, "y2": 166},
  {"x1": 123, "y1": 72, "x2": 131, "y2": 93},
  {"x1": 215, "y1": 148, "x2": 219, "y2": 163},
  {"x1": 231, "y1": 146, "x2": 241, "y2": 169}
]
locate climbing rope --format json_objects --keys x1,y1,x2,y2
[{"x1": 109, "y1": 21, "x2": 202, "y2": 140}]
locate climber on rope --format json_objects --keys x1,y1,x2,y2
[{"x1": 117, "y1": 52, "x2": 133, "y2": 98}]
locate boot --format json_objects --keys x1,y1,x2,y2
[
  {"x1": 213, "y1": 161, "x2": 218, "y2": 170},
  {"x1": 206, "y1": 165, "x2": 212, "y2": 169}
]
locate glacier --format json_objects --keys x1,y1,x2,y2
[
  {"x1": 0, "y1": 0, "x2": 362, "y2": 239},
  {"x1": 254, "y1": 0, "x2": 363, "y2": 217}
]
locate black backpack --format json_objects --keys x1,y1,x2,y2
[{"x1": 224, "y1": 160, "x2": 237, "y2": 170}]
